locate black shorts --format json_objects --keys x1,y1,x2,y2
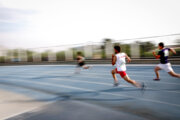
[{"x1": 78, "y1": 62, "x2": 85, "y2": 67}]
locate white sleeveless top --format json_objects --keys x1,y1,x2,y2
[{"x1": 115, "y1": 53, "x2": 126, "y2": 71}]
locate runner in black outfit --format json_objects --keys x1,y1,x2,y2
[{"x1": 152, "y1": 42, "x2": 180, "y2": 80}]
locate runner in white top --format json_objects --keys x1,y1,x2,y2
[
  {"x1": 111, "y1": 46, "x2": 145, "y2": 89},
  {"x1": 115, "y1": 52, "x2": 126, "y2": 71}
]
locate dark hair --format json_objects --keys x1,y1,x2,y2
[
  {"x1": 77, "y1": 51, "x2": 82, "y2": 55},
  {"x1": 159, "y1": 42, "x2": 164, "y2": 47},
  {"x1": 114, "y1": 46, "x2": 121, "y2": 52}
]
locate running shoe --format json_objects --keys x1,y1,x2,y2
[
  {"x1": 113, "y1": 82, "x2": 119, "y2": 87},
  {"x1": 153, "y1": 78, "x2": 160, "y2": 81}
]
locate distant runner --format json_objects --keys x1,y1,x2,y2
[{"x1": 75, "y1": 51, "x2": 90, "y2": 74}]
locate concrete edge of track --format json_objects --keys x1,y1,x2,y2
[{"x1": 0, "y1": 89, "x2": 46, "y2": 120}]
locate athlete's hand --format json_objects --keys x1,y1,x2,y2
[
  {"x1": 127, "y1": 58, "x2": 131, "y2": 63},
  {"x1": 112, "y1": 54, "x2": 115, "y2": 60},
  {"x1": 152, "y1": 50, "x2": 156, "y2": 55},
  {"x1": 125, "y1": 54, "x2": 131, "y2": 63},
  {"x1": 126, "y1": 57, "x2": 131, "y2": 63},
  {"x1": 112, "y1": 54, "x2": 116, "y2": 65}
]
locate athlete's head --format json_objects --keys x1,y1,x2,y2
[
  {"x1": 114, "y1": 46, "x2": 121, "y2": 53},
  {"x1": 158, "y1": 42, "x2": 164, "y2": 49}
]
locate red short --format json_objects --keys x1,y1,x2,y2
[{"x1": 115, "y1": 68, "x2": 127, "y2": 78}]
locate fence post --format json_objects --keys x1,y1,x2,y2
[
  {"x1": 130, "y1": 43, "x2": 140, "y2": 58},
  {"x1": 84, "y1": 45, "x2": 93, "y2": 59},
  {"x1": 105, "y1": 41, "x2": 113, "y2": 58},
  {"x1": 33, "y1": 52, "x2": 42, "y2": 62},
  {"x1": 18, "y1": 49, "x2": 27, "y2": 62},
  {"x1": 48, "y1": 52, "x2": 57, "y2": 62},
  {"x1": 65, "y1": 49, "x2": 73, "y2": 61}
]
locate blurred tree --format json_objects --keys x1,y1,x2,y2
[
  {"x1": 172, "y1": 39, "x2": 180, "y2": 57},
  {"x1": 0, "y1": 56, "x2": 5, "y2": 63},
  {"x1": 27, "y1": 50, "x2": 34, "y2": 62},
  {"x1": 13, "y1": 49, "x2": 19, "y2": 58},
  {"x1": 122, "y1": 44, "x2": 130, "y2": 56},
  {"x1": 102, "y1": 38, "x2": 113, "y2": 59},
  {"x1": 56, "y1": 51, "x2": 65, "y2": 61},
  {"x1": 41, "y1": 51, "x2": 49, "y2": 61},
  {"x1": 139, "y1": 41, "x2": 156, "y2": 57},
  {"x1": 103, "y1": 38, "x2": 112, "y2": 44}
]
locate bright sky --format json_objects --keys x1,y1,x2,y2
[{"x1": 0, "y1": 0, "x2": 180, "y2": 49}]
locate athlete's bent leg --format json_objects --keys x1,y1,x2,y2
[
  {"x1": 111, "y1": 70, "x2": 118, "y2": 84},
  {"x1": 168, "y1": 71, "x2": 180, "y2": 78},
  {"x1": 154, "y1": 66, "x2": 161, "y2": 79},
  {"x1": 123, "y1": 75, "x2": 141, "y2": 88},
  {"x1": 82, "y1": 65, "x2": 90, "y2": 69}
]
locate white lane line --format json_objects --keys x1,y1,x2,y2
[
  {"x1": 80, "y1": 72, "x2": 170, "y2": 78},
  {"x1": 0, "y1": 72, "x2": 172, "y2": 79},
  {"x1": 12, "y1": 68, "x2": 176, "y2": 80},
  {"x1": 1, "y1": 100, "x2": 54, "y2": 120},
  {"x1": 40, "y1": 69, "x2": 178, "y2": 79},
  {"x1": 1, "y1": 64, "x2": 180, "y2": 67},
  {"x1": 70, "y1": 74, "x2": 180, "y2": 85},
  {"x1": 1, "y1": 107, "x2": 39, "y2": 120},
  {"x1": 2, "y1": 74, "x2": 179, "y2": 86},
  {"x1": 1, "y1": 78, "x2": 180, "y2": 108},
  {"x1": 102, "y1": 92, "x2": 180, "y2": 107},
  {"x1": 10, "y1": 64, "x2": 111, "y2": 67},
  {"x1": 1, "y1": 79, "x2": 92, "y2": 92},
  {"x1": 1, "y1": 71, "x2": 179, "y2": 86},
  {"x1": 1, "y1": 65, "x2": 179, "y2": 78},
  {"x1": 46, "y1": 77, "x2": 180, "y2": 94},
  {"x1": 1, "y1": 74, "x2": 180, "y2": 94}
]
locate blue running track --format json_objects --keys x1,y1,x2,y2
[{"x1": 0, "y1": 65, "x2": 180, "y2": 120}]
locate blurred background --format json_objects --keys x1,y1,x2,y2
[
  {"x1": 0, "y1": 35, "x2": 180, "y2": 64},
  {"x1": 0, "y1": 0, "x2": 180, "y2": 64}
]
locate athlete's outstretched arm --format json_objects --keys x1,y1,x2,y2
[
  {"x1": 125, "y1": 54, "x2": 131, "y2": 63},
  {"x1": 152, "y1": 50, "x2": 160, "y2": 59},
  {"x1": 112, "y1": 54, "x2": 117, "y2": 65},
  {"x1": 77, "y1": 56, "x2": 84, "y2": 63},
  {"x1": 169, "y1": 48, "x2": 176, "y2": 55}
]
